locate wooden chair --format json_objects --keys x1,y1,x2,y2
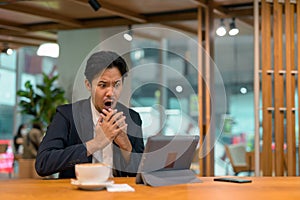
[
  {"x1": 18, "y1": 159, "x2": 41, "y2": 179},
  {"x1": 225, "y1": 143, "x2": 253, "y2": 176}
]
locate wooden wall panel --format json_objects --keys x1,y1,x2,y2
[
  {"x1": 261, "y1": 0, "x2": 273, "y2": 176},
  {"x1": 260, "y1": 0, "x2": 298, "y2": 176},
  {"x1": 273, "y1": 0, "x2": 285, "y2": 176},
  {"x1": 285, "y1": 1, "x2": 296, "y2": 176},
  {"x1": 297, "y1": 0, "x2": 300, "y2": 176}
]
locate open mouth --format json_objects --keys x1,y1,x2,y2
[{"x1": 104, "y1": 101, "x2": 113, "y2": 109}]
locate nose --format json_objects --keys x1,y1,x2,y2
[{"x1": 106, "y1": 86, "x2": 114, "y2": 97}]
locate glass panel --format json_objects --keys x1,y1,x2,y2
[
  {"x1": 0, "y1": 51, "x2": 16, "y2": 70},
  {"x1": 0, "y1": 50, "x2": 16, "y2": 141},
  {"x1": 0, "y1": 69, "x2": 16, "y2": 106},
  {"x1": 215, "y1": 32, "x2": 254, "y2": 176},
  {"x1": 130, "y1": 37, "x2": 200, "y2": 139},
  {"x1": 0, "y1": 105, "x2": 14, "y2": 140}
]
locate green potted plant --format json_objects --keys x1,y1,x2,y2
[{"x1": 16, "y1": 73, "x2": 68, "y2": 127}]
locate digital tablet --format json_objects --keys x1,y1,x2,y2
[{"x1": 137, "y1": 135, "x2": 199, "y2": 173}]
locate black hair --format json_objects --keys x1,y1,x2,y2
[
  {"x1": 32, "y1": 122, "x2": 42, "y2": 131},
  {"x1": 16, "y1": 124, "x2": 26, "y2": 137},
  {"x1": 84, "y1": 51, "x2": 128, "y2": 83}
]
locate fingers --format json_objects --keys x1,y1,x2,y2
[
  {"x1": 101, "y1": 109, "x2": 126, "y2": 127},
  {"x1": 117, "y1": 123, "x2": 128, "y2": 134},
  {"x1": 98, "y1": 109, "x2": 127, "y2": 139},
  {"x1": 101, "y1": 109, "x2": 115, "y2": 122},
  {"x1": 92, "y1": 109, "x2": 128, "y2": 153}
]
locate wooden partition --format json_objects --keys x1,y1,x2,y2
[
  {"x1": 197, "y1": 4, "x2": 214, "y2": 176},
  {"x1": 297, "y1": 1, "x2": 300, "y2": 174},
  {"x1": 261, "y1": 0, "x2": 273, "y2": 176},
  {"x1": 197, "y1": 5, "x2": 204, "y2": 176},
  {"x1": 260, "y1": 0, "x2": 299, "y2": 176},
  {"x1": 273, "y1": 0, "x2": 285, "y2": 176}
]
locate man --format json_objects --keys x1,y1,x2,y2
[{"x1": 35, "y1": 51, "x2": 144, "y2": 178}]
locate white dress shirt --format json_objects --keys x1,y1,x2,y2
[{"x1": 90, "y1": 100, "x2": 113, "y2": 176}]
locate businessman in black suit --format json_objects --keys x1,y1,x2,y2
[{"x1": 35, "y1": 51, "x2": 144, "y2": 178}]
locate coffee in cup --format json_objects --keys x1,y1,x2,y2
[{"x1": 75, "y1": 163, "x2": 110, "y2": 184}]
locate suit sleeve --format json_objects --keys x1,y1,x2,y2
[{"x1": 35, "y1": 107, "x2": 90, "y2": 177}]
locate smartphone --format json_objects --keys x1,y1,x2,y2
[{"x1": 214, "y1": 177, "x2": 252, "y2": 183}]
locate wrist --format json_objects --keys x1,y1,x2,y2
[
  {"x1": 121, "y1": 141, "x2": 132, "y2": 152},
  {"x1": 85, "y1": 140, "x2": 96, "y2": 156},
  {"x1": 86, "y1": 139, "x2": 103, "y2": 156}
]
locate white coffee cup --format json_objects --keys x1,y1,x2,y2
[{"x1": 75, "y1": 163, "x2": 110, "y2": 184}]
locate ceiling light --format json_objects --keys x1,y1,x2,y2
[
  {"x1": 216, "y1": 19, "x2": 226, "y2": 37},
  {"x1": 229, "y1": 18, "x2": 239, "y2": 36},
  {"x1": 175, "y1": 85, "x2": 183, "y2": 93},
  {"x1": 123, "y1": 25, "x2": 133, "y2": 41},
  {"x1": 2, "y1": 48, "x2": 13, "y2": 55},
  {"x1": 37, "y1": 43, "x2": 59, "y2": 58},
  {"x1": 88, "y1": 0, "x2": 101, "y2": 11},
  {"x1": 240, "y1": 87, "x2": 247, "y2": 94}
]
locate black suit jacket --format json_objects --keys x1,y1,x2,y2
[{"x1": 35, "y1": 99, "x2": 144, "y2": 178}]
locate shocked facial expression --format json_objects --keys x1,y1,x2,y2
[{"x1": 85, "y1": 67, "x2": 123, "y2": 113}]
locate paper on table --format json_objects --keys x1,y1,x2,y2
[{"x1": 106, "y1": 184, "x2": 135, "y2": 192}]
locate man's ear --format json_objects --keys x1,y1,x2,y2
[{"x1": 85, "y1": 79, "x2": 91, "y2": 91}]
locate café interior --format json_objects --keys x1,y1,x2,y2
[{"x1": 1, "y1": 0, "x2": 300, "y2": 198}]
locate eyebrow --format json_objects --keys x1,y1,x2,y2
[{"x1": 97, "y1": 79, "x2": 122, "y2": 84}]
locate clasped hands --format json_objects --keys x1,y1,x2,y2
[{"x1": 87, "y1": 108, "x2": 132, "y2": 158}]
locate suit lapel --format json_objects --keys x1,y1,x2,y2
[{"x1": 73, "y1": 99, "x2": 93, "y2": 143}]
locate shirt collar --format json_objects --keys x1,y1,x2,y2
[{"x1": 90, "y1": 98, "x2": 101, "y2": 127}]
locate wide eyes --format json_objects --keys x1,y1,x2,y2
[
  {"x1": 97, "y1": 81, "x2": 121, "y2": 89},
  {"x1": 98, "y1": 83, "x2": 106, "y2": 88},
  {"x1": 114, "y1": 81, "x2": 121, "y2": 88}
]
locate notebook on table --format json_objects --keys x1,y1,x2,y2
[{"x1": 136, "y1": 135, "x2": 201, "y2": 186}]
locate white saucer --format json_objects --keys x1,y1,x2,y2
[{"x1": 70, "y1": 179, "x2": 114, "y2": 190}]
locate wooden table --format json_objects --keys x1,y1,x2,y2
[{"x1": 1, "y1": 177, "x2": 300, "y2": 200}]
